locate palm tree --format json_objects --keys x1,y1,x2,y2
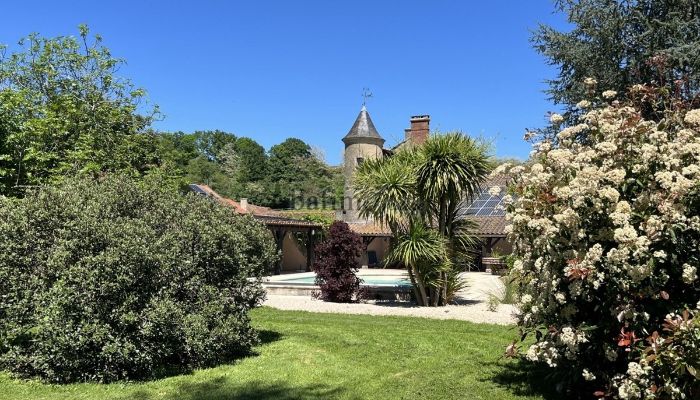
[
  {"x1": 353, "y1": 151, "x2": 416, "y2": 234},
  {"x1": 354, "y1": 132, "x2": 491, "y2": 306},
  {"x1": 385, "y1": 222, "x2": 446, "y2": 306}
]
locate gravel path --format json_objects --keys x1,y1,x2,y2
[{"x1": 263, "y1": 272, "x2": 518, "y2": 325}]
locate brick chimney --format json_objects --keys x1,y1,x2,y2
[{"x1": 406, "y1": 115, "x2": 430, "y2": 145}]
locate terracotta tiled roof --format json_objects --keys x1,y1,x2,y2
[
  {"x1": 188, "y1": 184, "x2": 321, "y2": 229},
  {"x1": 483, "y1": 174, "x2": 510, "y2": 187},
  {"x1": 347, "y1": 222, "x2": 393, "y2": 237},
  {"x1": 190, "y1": 184, "x2": 275, "y2": 214},
  {"x1": 469, "y1": 216, "x2": 507, "y2": 237}
]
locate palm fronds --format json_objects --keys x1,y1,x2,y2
[
  {"x1": 415, "y1": 133, "x2": 491, "y2": 211},
  {"x1": 353, "y1": 155, "x2": 416, "y2": 230},
  {"x1": 353, "y1": 131, "x2": 492, "y2": 306}
]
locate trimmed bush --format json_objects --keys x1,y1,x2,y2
[
  {"x1": 312, "y1": 221, "x2": 364, "y2": 302},
  {"x1": 0, "y1": 176, "x2": 278, "y2": 382}
]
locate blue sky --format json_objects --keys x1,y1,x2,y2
[{"x1": 2, "y1": 1, "x2": 568, "y2": 165}]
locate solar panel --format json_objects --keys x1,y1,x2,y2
[
  {"x1": 477, "y1": 193, "x2": 491, "y2": 201},
  {"x1": 188, "y1": 184, "x2": 209, "y2": 196},
  {"x1": 469, "y1": 200, "x2": 487, "y2": 209},
  {"x1": 462, "y1": 186, "x2": 507, "y2": 217}
]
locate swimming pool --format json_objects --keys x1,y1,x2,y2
[{"x1": 278, "y1": 275, "x2": 412, "y2": 288}]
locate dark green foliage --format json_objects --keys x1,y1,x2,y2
[
  {"x1": 0, "y1": 175, "x2": 278, "y2": 383},
  {"x1": 230, "y1": 137, "x2": 268, "y2": 183},
  {"x1": 0, "y1": 27, "x2": 343, "y2": 207},
  {"x1": 0, "y1": 26, "x2": 162, "y2": 196},
  {"x1": 534, "y1": 0, "x2": 700, "y2": 115},
  {"x1": 157, "y1": 131, "x2": 269, "y2": 203},
  {"x1": 266, "y1": 139, "x2": 341, "y2": 208},
  {"x1": 158, "y1": 133, "x2": 343, "y2": 209},
  {"x1": 312, "y1": 221, "x2": 364, "y2": 303},
  {"x1": 192, "y1": 130, "x2": 239, "y2": 163}
]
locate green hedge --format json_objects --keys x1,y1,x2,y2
[{"x1": 0, "y1": 176, "x2": 278, "y2": 382}]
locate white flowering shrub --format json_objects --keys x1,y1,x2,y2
[{"x1": 499, "y1": 88, "x2": 700, "y2": 399}]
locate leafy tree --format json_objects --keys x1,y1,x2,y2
[
  {"x1": 269, "y1": 137, "x2": 312, "y2": 163},
  {"x1": 312, "y1": 221, "x2": 364, "y2": 303},
  {"x1": 355, "y1": 133, "x2": 491, "y2": 306},
  {"x1": 0, "y1": 175, "x2": 277, "y2": 383},
  {"x1": 185, "y1": 155, "x2": 225, "y2": 187},
  {"x1": 192, "y1": 130, "x2": 237, "y2": 163},
  {"x1": 386, "y1": 223, "x2": 449, "y2": 307},
  {"x1": 156, "y1": 132, "x2": 342, "y2": 209},
  {"x1": 157, "y1": 131, "x2": 199, "y2": 169},
  {"x1": 230, "y1": 137, "x2": 267, "y2": 183},
  {"x1": 534, "y1": 0, "x2": 700, "y2": 119},
  {"x1": 0, "y1": 25, "x2": 161, "y2": 196},
  {"x1": 266, "y1": 138, "x2": 343, "y2": 209},
  {"x1": 266, "y1": 138, "x2": 313, "y2": 208},
  {"x1": 156, "y1": 131, "x2": 269, "y2": 202}
]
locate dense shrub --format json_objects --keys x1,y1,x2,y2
[
  {"x1": 312, "y1": 221, "x2": 364, "y2": 302},
  {"x1": 0, "y1": 176, "x2": 278, "y2": 383},
  {"x1": 501, "y1": 84, "x2": 700, "y2": 399}
]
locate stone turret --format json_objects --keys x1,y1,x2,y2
[{"x1": 341, "y1": 106, "x2": 384, "y2": 222}]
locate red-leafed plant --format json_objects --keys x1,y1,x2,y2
[{"x1": 312, "y1": 221, "x2": 365, "y2": 302}]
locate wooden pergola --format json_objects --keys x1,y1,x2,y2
[
  {"x1": 187, "y1": 184, "x2": 323, "y2": 275},
  {"x1": 256, "y1": 215, "x2": 322, "y2": 275}
]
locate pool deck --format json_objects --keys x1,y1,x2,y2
[{"x1": 262, "y1": 271, "x2": 518, "y2": 325}]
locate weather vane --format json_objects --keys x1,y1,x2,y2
[{"x1": 362, "y1": 87, "x2": 373, "y2": 107}]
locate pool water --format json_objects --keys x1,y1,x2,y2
[{"x1": 279, "y1": 276, "x2": 411, "y2": 287}]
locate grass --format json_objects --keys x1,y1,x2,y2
[{"x1": 0, "y1": 307, "x2": 555, "y2": 400}]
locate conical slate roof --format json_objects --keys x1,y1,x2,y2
[{"x1": 343, "y1": 106, "x2": 385, "y2": 145}]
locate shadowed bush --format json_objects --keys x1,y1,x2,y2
[{"x1": 0, "y1": 175, "x2": 278, "y2": 383}]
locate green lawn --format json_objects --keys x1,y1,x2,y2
[{"x1": 0, "y1": 308, "x2": 552, "y2": 400}]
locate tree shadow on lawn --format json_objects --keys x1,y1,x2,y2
[
  {"x1": 485, "y1": 360, "x2": 566, "y2": 400},
  {"x1": 146, "y1": 329, "x2": 283, "y2": 381},
  {"x1": 119, "y1": 329, "x2": 344, "y2": 400},
  {"x1": 126, "y1": 378, "x2": 348, "y2": 400},
  {"x1": 257, "y1": 329, "x2": 283, "y2": 346}
]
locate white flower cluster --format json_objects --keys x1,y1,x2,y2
[
  {"x1": 582, "y1": 368, "x2": 596, "y2": 381},
  {"x1": 559, "y1": 326, "x2": 588, "y2": 359},
  {"x1": 603, "y1": 90, "x2": 618, "y2": 99},
  {"x1": 682, "y1": 263, "x2": 697, "y2": 284},
  {"x1": 613, "y1": 362, "x2": 654, "y2": 400},
  {"x1": 550, "y1": 113, "x2": 564, "y2": 125},
  {"x1": 685, "y1": 109, "x2": 700, "y2": 126},
  {"x1": 504, "y1": 97, "x2": 700, "y2": 399},
  {"x1": 526, "y1": 341, "x2": 560, "y2": 367},
  {"x1": 577, "y1": 100, "x2": 592, "y2": 109}
]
